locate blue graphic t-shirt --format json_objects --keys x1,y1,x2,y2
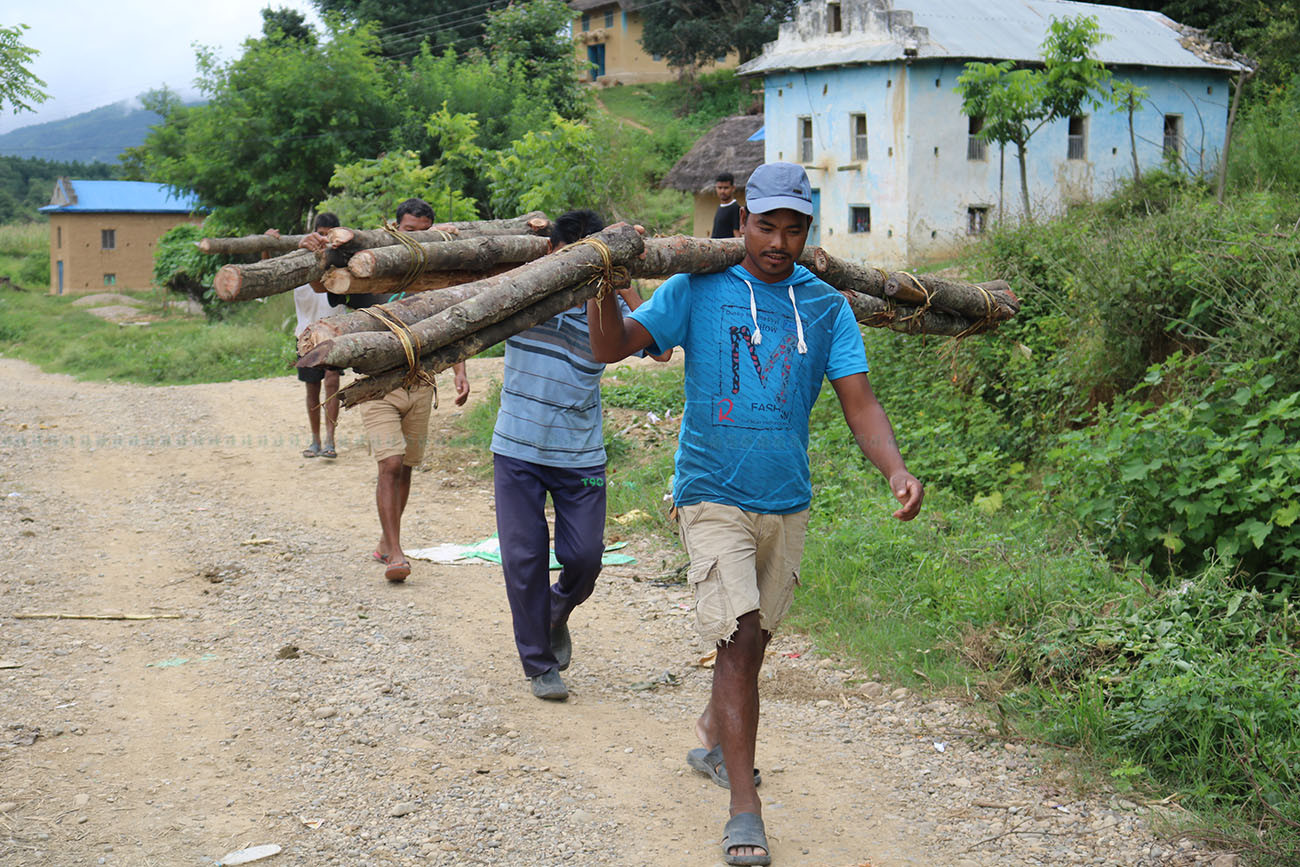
[{"x1": 630, "y1": 264, "x2": 869, "y2": 514}]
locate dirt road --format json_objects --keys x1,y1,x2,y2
[{"x1": 0, "y1": 357, "x2": 1221, "y2": 866}]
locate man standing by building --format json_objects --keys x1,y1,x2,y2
[
  {"x1": 300, "y1": 198, "x2": 470, "y2": 582},
  {"x1": 587, "y1": 163, "x2": 923, "y2": 865},
  {"x1": 711, "y1": 172, "x2": 742, "y2": 239},
  {"x1": 491, "y1": 210, "x2": 670, "y2": 701}
]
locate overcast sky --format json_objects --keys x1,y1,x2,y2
[{"x1": 2, "y1": 0, "x2": 324, "y2": 135}]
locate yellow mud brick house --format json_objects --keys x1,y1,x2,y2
[
  {"x1": 569, "y1": 0, "x2": 738, "y2": 84},
  {"x1": 40, "y1": 178, "x2": 203, "y2": 295}
]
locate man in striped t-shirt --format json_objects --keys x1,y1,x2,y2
[{"x1": 491, "y1": 210, "x2": 670, "y2": 701}]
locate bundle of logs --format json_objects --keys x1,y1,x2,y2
[{"x1": 200, "y1": 214, "x2": 1019, "y2": 407}]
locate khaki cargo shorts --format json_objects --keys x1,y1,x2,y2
[
  {"x1": 676, "y1": 501, "x2": 809, "y2": 645},
  {"x1": 359, "y1": 385, "x2": 434, "y2": 465}
]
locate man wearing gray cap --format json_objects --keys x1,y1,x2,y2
[{"x1": 587, "y1": 162, "x2": 923, "y2": 865}]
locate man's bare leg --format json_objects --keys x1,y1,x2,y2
[
  {"x1": 305, "y1": 381, "x2": 322, "y2": 448},
  {"x1": 375, "y1": 457, "x2": 412, "y2": 563},
  {"x1": 697, "y1": 610, "x2": 767, "y2": 860},
  {"x1": 322, "y1": 371, "x2": 340, "y2": 452}
]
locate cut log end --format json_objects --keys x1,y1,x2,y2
[{"x1": 213, "y1": 266, "x2": 243, "y2": 302}]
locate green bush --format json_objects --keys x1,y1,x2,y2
[
  {"x1": 1011, "y1": 569, "x2": 1300, "y2": 845},
  {"x1": 1046, "y1": 353, "x2": 1300, "y2": 583}
]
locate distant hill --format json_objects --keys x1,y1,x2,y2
[{"x1": 0, "y1": 100, "x2": 199, "y2": 165}]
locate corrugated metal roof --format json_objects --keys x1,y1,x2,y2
[
  {"x1": 739, "y1": 0, "x2": 1248, "y2": 76},
  {"x1": 39, "y1": 180, "x2": 201, "y2": 214}
]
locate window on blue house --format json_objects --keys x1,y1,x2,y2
[
  {"x1": 851, "y1": 114, "x2": 868, "y2": 161},
  {"x1": 967, "y1": 116, "x2": 987, "y2": 161},
  {"x1": 1067, "y1": 115, "x2": 1087, "y2": 160},
  {"x1": 827, "y1": 2, "x2": 842, "y2": 33},
  {"x1": 1163, "y1": 114, "x2": 1183, "y2": 160},
  {"x1": 798, "y1": 117, "x2": 813, "y2": 163},
  {"x1": 967, "y1": 207, "x2": 989, "y2": 235},
  {"x1": 850, "y1": 206, "x2": 871, "y2": 233}
]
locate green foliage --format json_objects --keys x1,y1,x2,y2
[
  {"x1": 390, "y1": 48, "x2": 568, "y2": 208},
  {"x1": 311, "y1": 0, "x2": 511, "y2": 57},
  {"x1": 1008, "y1": 569, "x2": 1300, "y2": 847},
  {"x1": 0, "y1": 23, "x2": 48, "y2": 115},
  {"x1": 956, "y1": 15, "x2": 1110, "y2": 218},
  {"x1": 638, "y1": 0, "x2": 798, "y2": 69},
  {"x1": 318, "y1": 148, "x2": 477, "y2": 226},
  {"x1": 1047, "y1": 353, "x2": 1300, "y2": 582},
  {"x1": 1227, "y1": 74, "x2": 1300, "y2": 192},
  {"x1": 0, "y1": 284, "x2": 295, "y2": 384},
  {"x1": 488, "y1": 115, "x2": 615, "y2": 217},
  {"x1": 0, "y1": 222, "x2": 45, "y2": 287},
  {"x1": 484, "y1": 0, "x2": 583, "y2": 118},
  {"x1": 125, "y1": 23, "x2": 397, "y2": 232},
  {"x1": 152, "y1": 224, "x2": 229, "y2": 319}
]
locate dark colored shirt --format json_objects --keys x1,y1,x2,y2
[{"x1": 711, "y1": 200, "x2": 740, "y2": 239}]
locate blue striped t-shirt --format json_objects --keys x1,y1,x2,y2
[{"x1": 490, "y1": 301, "x2": 629, "y2": 469}]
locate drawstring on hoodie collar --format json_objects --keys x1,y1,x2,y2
[{"x1": 742, "y1": 277, "x2": 807, "y2": 354}]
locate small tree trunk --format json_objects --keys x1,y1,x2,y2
[
  {"x1": 346, "y1": 235, "x2": 550, "y2": 280},
  {"x1": 1128, "y1": 99, "x2": 1141, "y2": 184},
  {"x1": 1016, "y1": 140, "x2": 1032, "y2": 221},
  {"x1": 1216, "y1": 69, "x2": 1251, "y2": 206}
]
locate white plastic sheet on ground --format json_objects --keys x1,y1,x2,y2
[{"x1": 406, "y1": 535, "x2": 634, "y2": 569}]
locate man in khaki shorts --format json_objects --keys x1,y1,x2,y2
[
  {"x1": 587, "y1": 162, "x2": 923, "y2": 865},
  {"x1": 301, "y1": 198, "x2": 470, "y2": 582}
]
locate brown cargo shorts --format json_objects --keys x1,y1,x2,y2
[
  {"x1": 359, "y1": 385, "x2": 434, "y2": 465},
  {"x1": 676, "y1": 501, "x2": 809, "y2": 645}
]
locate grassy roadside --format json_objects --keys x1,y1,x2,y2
[{"x1": 0, "y1": 284, "x2": 297, "y2": 384}]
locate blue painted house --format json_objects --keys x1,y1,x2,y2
[
  {"x1": 40, "y1": 178, "x2": 202, "y2": 295},
  {"x1": 737, "y1": 0, "x2": 1248, "y2": 266}
]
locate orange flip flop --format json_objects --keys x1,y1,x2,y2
[{"x1": 384, "y1": 560, "x2": 410, "y2": 583}]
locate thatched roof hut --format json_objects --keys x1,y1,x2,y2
[{"x1": 662, "y1": 115, "x2": 765, "y2": 194}]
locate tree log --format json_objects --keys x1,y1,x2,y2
[
  {"x1": 322, "y1": 265, "x2": 523, "y2": 295},
  {"x1": 342, "y1": 233, "x2": 550, "y2": 284},
  {"x1": 298, "y1": 222, "x2": 644, "y2": 373},
  {"x1": 883, "y1": 274, "x2": 1018, "y2": 321},
  {"x1": 325, "y1": 212, "x2": 550, "y2": 253},
  {"x1": 198, "y1": 234, "x2": 312, "y2": 256},
  {"x1": 214, "y1": 250, "x2": 325, "y2": 302},
  {"x1": 843, "y1": 290, "x2": 1002, "y2": 337},
  {"x1": 337, "y1": 281, "x2": 603, "y2": 408}
]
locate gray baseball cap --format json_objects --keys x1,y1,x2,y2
[{"x1": 744, "y1": 162, "x2": 813, "y2": 216}]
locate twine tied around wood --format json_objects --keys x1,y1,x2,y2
[
  {"x1": 566, "y1": 237, "x2": 623, "y2": 302},
  {"x1": 360, "y1": 305, "x2": 438, "y2": 404},
  {"x1": 381, "y1": 223, "x2": 430, "y2": 295}
]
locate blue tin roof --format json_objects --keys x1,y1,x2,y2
[
  {"x1": 39, "y1": 179, "x2": 202, "y2": 214},
  {"x1": 740, "y1": 0, "x2": 1249, "y2": 76}
]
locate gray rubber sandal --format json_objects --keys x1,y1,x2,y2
[
  {"x1": 686, "y1": 745, "x2": 761, "y2": 789},
  {"x1": 722, "y1": 811, "x2": 771, "y2": 866}
]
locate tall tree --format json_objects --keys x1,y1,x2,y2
[
  {"x1": 639, "y1": 0, "x2": 797, "y2": 73},
  {"x1": 484, "y1": 0, "x2": 583, "y2": 118},
  {"x1": 123, "y1": 24, "x2": 398, "y2": 232},
  {"x1": 311, "y1": 0, "x2": 512, "y2": 59},
  {"x1": 956, "y1": 15, "x2": 1111, "y2": 221},
  {"x1": 0, "y1": 23, "x2": 49, "y2": 115}
]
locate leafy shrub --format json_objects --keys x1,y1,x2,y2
[
  {"x1": 1013, "y1": 570, "x2": 1300, "y2": 840},
  {"x1": 1046, "y1": 353, "x2": 1300, "y2": 583},
  {"x1": 152, "y1": 224, "x2": 227, "y2": 319}
]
